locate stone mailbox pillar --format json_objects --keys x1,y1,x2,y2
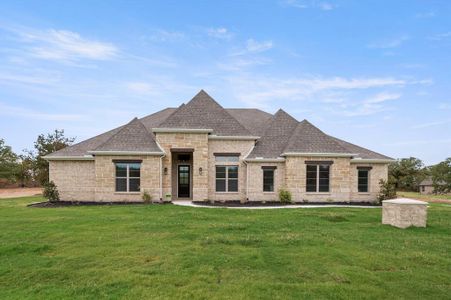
[{"x1": 382, "y1": 198, "x2": 428, "y2": 228}]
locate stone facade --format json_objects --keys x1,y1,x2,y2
[
  {"x1": 155, "y1": 133, "x2": 209, "y2": 201},
  {"x1": 49, "y1": 160, "x2": 95, "y2": 201},
  {"x1": 94, "y1": 155, "x2": 160, "y2": 202},
  {"x1": 49, "y1": 141, "x2": 389, "y2": 203},
  {"x1": 382, "y1": 199, "x2": 428, "y2": 228},
  {"x1": 207, "y1": 139, "x2": 254, "y2": 202}
]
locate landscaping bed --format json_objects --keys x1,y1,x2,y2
[
  {"x1": 28, "y1": 200, "x2": 172, "y2": 208},
  {"x1": 192, "y1": 200, "x2": 381, "y2": 207}
]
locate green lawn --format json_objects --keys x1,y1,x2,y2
[
  {"x1": 397, "y1": 191, "x2": 451, "y2": 202},
  {"x1": 1, "y1": 197, "x2": 450, "y2": 299}
]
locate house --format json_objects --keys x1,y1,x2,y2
[
  {"x1": 45, "y1": 90, "x2": 394, "y2": 203},
  {"x1": 419, "y1": 177, "x2": 446, "y2": 194}
]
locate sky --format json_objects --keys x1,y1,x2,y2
[{"x1": 0, "y1": 0, "x2": 450, "y2": 165}]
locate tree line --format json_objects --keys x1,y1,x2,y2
[
  {"x1": 388, "y1": 157, "x2": 451, "y2": 194},
  {"x1": 0, "y1": 130, "x2": 75, "y2": 187}
]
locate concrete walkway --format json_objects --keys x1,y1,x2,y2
[{"x1": 173, "y1": 200, "x2": 379, "y2": 210}]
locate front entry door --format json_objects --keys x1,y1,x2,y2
[{"x1": 178, "y1": 165, "x2": 190, "y2": 198}]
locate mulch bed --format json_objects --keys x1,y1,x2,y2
[
  {"x1": 192, "y1": 200, "x2": 381, "y2": 207},
  {"x1": 28, "y1": 201, "x2": 172, "y2": 208}
]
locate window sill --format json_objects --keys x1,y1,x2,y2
[
  {"x1": 114, "y1": 192, "x2": 141, "y2": 195},
  {"x1": 263, "y1": 192, "x2": 275, "y2": 194},
  {"x1": 215, "y1": 192, "x2": 239, "y2": 194},
  {"x1": 306, "y1": 192, "x2": 331, "y2": 195},
  {"x1": 358, "y1": 192, "x2": 371, "y2": 195}
]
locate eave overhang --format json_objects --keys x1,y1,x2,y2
[
  {"x1": 281, "y1": 152, "x2": 358, "y2": 158},
  {"x1": 87, "y1": 151, "x2": 164, "y2": 156},
  {"x1": 43, "y1": 155, "x2": 95, "y2": 161},
  {"x1": 350, "y1": 158, "x2": 395, "y2": 164},
  {"x1": 208, "y1": 135, "x2": 260, "y2": 140},
  {"x1": 152, "y1": 128, "x2": 214, "y2": 133}
]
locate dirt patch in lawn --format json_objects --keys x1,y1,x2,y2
[{"x1": 0, "y1": 188, "x2": 42, "y2": 199}]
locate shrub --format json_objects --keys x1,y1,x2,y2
[
  {"x1": 142, "y1": 191, "x2": 152, "y2": 203},
  {"x1": 43, "y1": 181, "x2": 60, "y2": 202},
  {"x1": 377, "y1": 179, "x2": 397, "y2": 203},
  {"x1": 279, "y1": 187, "x2": 292, "y2": 204}
]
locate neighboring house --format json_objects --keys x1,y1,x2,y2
[
  {"x1": 419, "y1": 177, "x2": 445, "y2": 194},
  {"x1": 45, "y1": 90, "x2": 394, "y2": 203}
]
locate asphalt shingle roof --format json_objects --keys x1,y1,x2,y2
[
  {"x1": 158, "y1": 90, "x2": 252, "y2": 136},
  {"x1": 93, "y1": 118, "x2": 161, "y2": 152},
  {"x1": 46, "y1": 90, "x2": 393, "y2": 160}
]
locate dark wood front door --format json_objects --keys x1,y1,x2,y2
[{"x1": 178, "y1": 165, "x2": 190, "y2": 198}]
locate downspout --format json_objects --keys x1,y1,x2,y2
[
  {"x1": 243, "y1": 142, "x2": 256, "y2": 201},
  {"x1": 155, "y1": 139, "x2": 166, "y2": 201}
]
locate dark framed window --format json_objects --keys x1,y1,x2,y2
[
  {"x1": 216, "y1": 166, "x2": 238, "y2": 192},
  {"x1": 115, "y1": 162, "x2": 141, "y2": 192},
  {"x1": 263, "y1": 169, "x2": 274, "y2": 192},
  {"x1": 358, "y1": 169, "x2": 370, "y2": 193},
  {"x1": 306, "y1": 164, "x2": 330, "y2": 193}
]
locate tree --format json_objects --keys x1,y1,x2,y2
[
  {"x1": 0, "y1": 138, "x2": 18, "y2": 181},
  {"x1": 430, "y1": 158, "x2": 451, "y2": 194},
  {"x1": 16, "y1": 151, "x2": 35, "y2": 187},
  {"x1": 388, "y1": 157, "x2": 428, "y2": 191},
  {"x1": 33, "y1": 130, "x2": 75, "y2": 185}
]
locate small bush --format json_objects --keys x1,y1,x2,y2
[
  {"x1": 142, "y1": 191, "x2": 152, "y2": 203},
  {"x1": 43, "y1": 181, "x2": 60, "y2": 202},
  {"x1": 377, "y1": 179, "x2": 397, "y2": 203},
  {"x1": 279, "y1": 187, "x2": 292, "y2": 203}
]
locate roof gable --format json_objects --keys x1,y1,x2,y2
[
  {"x1": 158, "y1": 90, "x2": 252, "y2": 136},
  {"x1": 94, "y1": 118, "x2": 161, "y2": 152}
]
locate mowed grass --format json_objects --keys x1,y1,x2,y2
[
  {"x1": 0, "y1": 197, "x2": 450, "y2": 299},
  {"x1": 397, "y1": 191, "x2": 451, "y2": 202}
]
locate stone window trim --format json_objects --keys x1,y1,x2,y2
[
  {"x1": 214, "y1": 152, "x2": 241, "y2": 156},
  {"x1": 215, "y1": 165, "x2": 239, "y2": 193},
  {"x1": 114, "y1": 161, "x2": 141, "y2": 193},
  {"x1": 304, "y1": 160, "x2": 334, "y2": 165},
  {"x1": 306, "y1": 164, "x2": 331, "y2": 193}
]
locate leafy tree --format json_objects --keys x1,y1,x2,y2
[
  {"x1": 430, "y1": 158, "x2": 451, "y2": 194},
  {"x1": 16, "y1": 151, "x2": 35, "y2": 187},
  {"x1": 0, "y1": 138, "x2": 18, "y2": 181},
  {"x1": 388, "y1": 157, "x2": 428, "y2": 191},
  {"x1": 33, "y1": 130, "x2": 75, "y2": 185}
]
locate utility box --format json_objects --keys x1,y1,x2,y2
[{"x1": 382, "y1": 198, "x2": 428, "y2": 229}]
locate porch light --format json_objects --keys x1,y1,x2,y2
[
  {"x1": 199, "y1": 167, "x2": 203, "y2": 175},
  {"x1": 164, "y1": 167, "x2": 168, "y2": 175}
]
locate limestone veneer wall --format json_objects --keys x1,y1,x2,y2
[
  {"x1": 49, "y1": 160, "x2": 95, "y2": 201},
  {"x1": 94, "y1": 155, "x2": 160, "y2": 202},
  {"x1": 350, "y1": 163, "x2": 388, "y2": 202},
  {"x1": 246, "y1": 162, "x2": 285, "y2": 201},
  {"x1": 156, "y1": 133, "x2": 209, "y2": 201},
  {"x1": 207, "y1": 140, "x2": 254, "y2": 202}
]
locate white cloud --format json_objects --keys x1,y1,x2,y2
[
  {"x1": 438, "y1": 103, "x2": 451, "y2": 110},
  {"x1": 246, "y1": 39, "x2": 273, "y2": 53},
  {"x1": 429, "y1": 32, "x2": 451, "y2": 41},
  {"x1": 14, "y1": 28, "x2": 118, "y2": 62},
  {"x1": 126, "y1": 82, "x2": 155, "y2": 94},
  {"x1": 0, "y1": 101, "x2": 83, "y2": 121},
  {"x1": 0, "y1": 71, "x2": 60, "y2": 85},
  {"x1": 339, "y1": 93, "x2": 401, "y2": 117},
  {"x1": 411, "y1": 120, "x2": 451, "y2": 129},
  {"x1": 282, "y1": 0, "x2": 336, "y2": 10},
  {"x1": 144, "y1": 29, "x2": 186, "y2": 42},
  {"x1": 368, "y1": 35, "x2": 409, "y2": 49},
  {"x1": 207, "y1": 27, "x2": 233, "y2": 40},
  {"x1": 415, "y1": 11, "x2": 436, "y2": 18},
  {"x1": 318, "y1": 2, "x2": 335, "y2": 10}
]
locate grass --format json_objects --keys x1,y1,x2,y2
[
  {"x1": 397, "y1": 191, "x2": 451, "y2": 202},
  {"x1": 0, "y1": 196, "x2": 450, "y2": 299}
]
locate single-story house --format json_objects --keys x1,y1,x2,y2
[
  {"x1": 419, "y1": 177, "x2": 447, "y2": 194},
  {"x1": 45, "y1": 90, "x2": 394, "y2": 203}
]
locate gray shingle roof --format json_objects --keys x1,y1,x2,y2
[
  {"x1": 158, "y1": 90, "x2": 252, "y2": 136},
  {"x1": 247, "y1": 109, "x2": 299, "y2": 159},
  {"x1": 46, "y1": 90, "x2": 393, "y2": 160},
  {"x1": 283, "y1": 120, "x2": 350, "y2": 154},
  {"x1": 93, "y1": 118, "x2": 161, "y2": 152}
]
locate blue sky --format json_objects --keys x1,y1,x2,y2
[{"x1": 0, "y1": 0, "x2": 450, "y2": 165}]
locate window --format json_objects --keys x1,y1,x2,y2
[
  {"x1": 357, "y1": 167, "x2": 371, "y2": 193},
  {"x1": 262, "y1": 167, "x2": 276, "y2": 192},
  {"x1": 421, "y1": 186, "x2": 425, "y2": 192},
  {"x1": 216, "y1": 166, "x2": 238, "y2": 192},
  {"x1": 306, "y1": 164, "x2": 330, "y2": 193},
  {"x1": 115, "y1": 162, "x2": 141, "y2": 192}
]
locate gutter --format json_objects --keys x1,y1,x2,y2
[
  {"x1": 350, "y1": 158, "x2": 395, "y2": 164},
  {"x1": 43, "y1": 155, "x2": 94, "y2": 161},
  {"x1": 281, "y1": 152, "x2": 358, "y2": 158},
  {"x1": 208, "y1": 135, "x2": 260, "y2": 140},
  {"x1": 155, "y1": 140, "x2": 166, "y2": 201},
  {"x1": 87, "y1": 150, "x2": 164, "y2": 156},
  {"x1": 245, "y1": 158, "x2": 286, "y2": 163},
  {"x1": 152, "y1": 128, "x2": 213, "y2": 134}
]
